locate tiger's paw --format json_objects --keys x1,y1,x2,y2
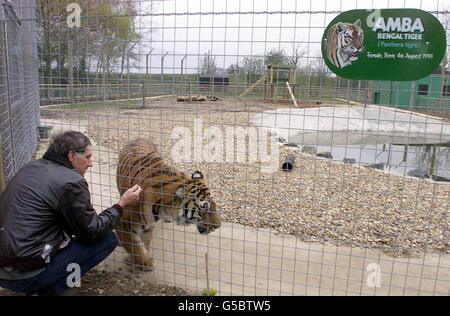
[
  {"x1": 142, "y1": 257, "x2": 154, "y2": 271},
  {"x1": 124, "y1": 255, "x2": 154, "y2": 271}
]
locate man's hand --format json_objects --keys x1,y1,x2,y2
[{"x1": 118, "y1": 184, "x2": 142, "y2": 209}]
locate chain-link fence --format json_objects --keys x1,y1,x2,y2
[
  {"x1": 0, "y1": 0, "x2": 40, "y2": 189},
  {"x1": 1, "y1": 0, "x2": 449, "y2": 296}
]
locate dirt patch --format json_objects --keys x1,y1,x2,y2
[{"x1": 0, "y1": 267, "x2": 195, "y2": 296}]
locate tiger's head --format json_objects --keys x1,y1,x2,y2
[
  {"x1": 326, "y1": 19, "x2": 364, "y2": 68},
  {"x1": 175, "y1": 171, "x2": 221, "y2": 235}
]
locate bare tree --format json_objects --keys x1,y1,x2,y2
[
  {"x1": 287, "y1": 43, "x2": 307, "y2": 69},
  {"x1": 241, "y1": 55, "x2": 265, "y2": 83},
  {"x1": 199, "y1": 51, "x2": 217, "y2": 75}
]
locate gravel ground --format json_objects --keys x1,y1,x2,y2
[{"x1": 44, "y1": 99, "x2": 450, "y2": 257}]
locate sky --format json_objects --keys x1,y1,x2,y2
[{"x1": 123, "y1": 0, "x2": 450, "y2": 74}]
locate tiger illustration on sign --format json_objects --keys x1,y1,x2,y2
[
  {"x1": 116, "y1": 138, "x2": 221, "y2": 270},
  {"x1": 325, "y1": 19, "x2": 364, "y2": 68}
]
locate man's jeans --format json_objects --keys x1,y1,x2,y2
[{"x1": 0, "y1": 231, "x2": 118, "y2": 295}]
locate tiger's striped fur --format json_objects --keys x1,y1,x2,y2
[
  {"x1": 325, "y1": 19, "x2": 364, "y2": 68},
  {"x1": 116, "y1": 138, "x2": 221, "y2": 270}
]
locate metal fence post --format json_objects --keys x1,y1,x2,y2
[{"x1": 0, "y1": 137, "x2": 5, "y2": 193}]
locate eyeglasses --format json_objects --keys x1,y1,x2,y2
[{"x1": 75, "y1": 148, "x2": 88, "y2": 153}]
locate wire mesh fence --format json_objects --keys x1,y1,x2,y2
[
  {"x1": 0, "y1": 0, "x2": 40, "y2": 188},
  {"x1": 1, "y1": 0, "x2": 449, "y2": 295}
]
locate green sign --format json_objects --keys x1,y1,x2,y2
[{"x1": 321, "y1": 9, "x2": 446, "y2": 81}]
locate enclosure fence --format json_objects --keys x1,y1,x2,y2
[
  {"x1": 0, "y1": 0, "x2": 40, "y2": 189},
  {"x1": 1, "y1": 0, "x2": 449, "y2": 296}
]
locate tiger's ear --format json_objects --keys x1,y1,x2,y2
[
  {"x1": 192, "y1": 170, "x2": 203, "y2": 180},
  {"x1": 336, "y1": 22, "x2": 346, "y2": 33},
  {"x1": 354, "y1": 19, "x2": 361, "y2": 27}
]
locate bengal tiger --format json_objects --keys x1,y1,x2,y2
[
  {"x1": 116, "y1": 138, "x2": 221, "y2": 270},
  {"x1": 325, "y1": 19, "x2": 364, "y2": 68}
]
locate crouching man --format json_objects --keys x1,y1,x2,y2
[{"x1": 0, "y1": 131, "x2": 141, "y2": 296}]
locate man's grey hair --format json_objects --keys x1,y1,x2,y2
[{"x1": 48, "y1": 131, "x2": 92, "y2": 155}]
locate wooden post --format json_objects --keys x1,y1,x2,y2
[
  {"x1": 403, "y1": 145, "x2": 408, "y2": 163},
  {"x1": 239, "y1": 75, "x2": 267, "y2": 98},
  {"x1": 211, "y1": 62, "x2": 215, "y2": 97},
  {"x1": 286, "y1": 81, "x2": 299, "y2": 107},
  {"x1": 307, "y1": 71, "x2": 311, "y2": 98},
  {"x1": 357, "y1": 80, "x2": 361, "y2": 103},
  {"x1": 205, "y1": 253, "x2": 210, "y2": 296},
  {"x1": 47, "y1": 84, "x2": 51, "y2": 101},
  {"x1": 273, "y1": 85, "x2": 278, "y2": 102},
  {"x1": 409, "y1": 81, "x2": 415, "y2": 111},
  {"x1": 347, "y1": 80, "x2": 351, "y2": 103},
  {"x1": 143, "y1": 54, "x2": 149, "y2": 107},
  {"x1": 161, "y1": 51, "x2": 168, "y2": 94},
  {"x1": 429, "y1": 145, "x2": 437, "y2": 177},
  {"x1": 387, "y1": 81, "x2": 393, "y2": 105},
  {"x1": 337, "y1": 76, "x2": 341, "y2": 98},
  {"x1": 142, "y1": 81, "x2": 146, "y2": 108},
  {"x1": 0, "y1": 134, "x2": 5, "y2": 193},
  {"x1": 368, "y1": 81, "x2": 373, "y2": 104},
  {"x1": 101, "y1": 43, "x2": 106, "y2": 101},
  {"x1": 386, "y1": 144, "x2": 392, "y2": 167},
  {"x1": 127, "y1": 53, "x2": 130, "y2": 98}
]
